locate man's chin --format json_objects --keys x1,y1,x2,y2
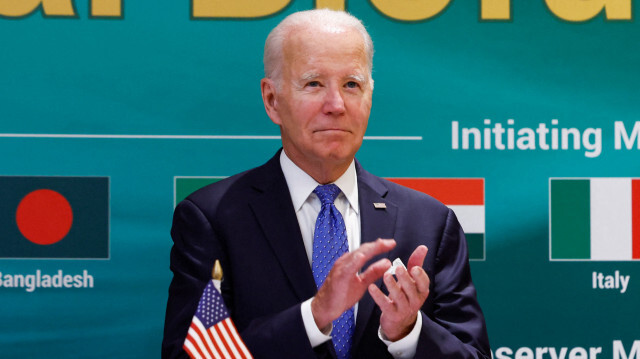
[{"x1": 314, "y1": 146, "x2": 360, "y2": 163}]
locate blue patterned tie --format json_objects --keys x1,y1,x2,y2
[{"x1": 311, "y1": 184, "x2": 355, "y2": 359}]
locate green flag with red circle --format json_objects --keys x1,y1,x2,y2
[{"x1": 0, "y1": 176, "x2": 109, "y2": 259}]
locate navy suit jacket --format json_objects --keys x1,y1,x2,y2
[{"x1": 162, "y1": 151, "x2": 490, "y2": 358}]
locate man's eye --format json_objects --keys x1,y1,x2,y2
[
  {"x1": 345, "y1": 81, "x2": 359, "y2": 89},
  {"x1": 307, "y1": 81, "x2": 320, "y2": 87}
]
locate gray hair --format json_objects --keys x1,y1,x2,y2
[{"x1": 263, "y1": 9, "x2": 374, "y2": 85}]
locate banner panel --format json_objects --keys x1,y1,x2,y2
[{"x1": 1, "y1": 1, "x2": 638, "y2": 357}]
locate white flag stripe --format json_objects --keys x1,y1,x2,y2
[
  {"x1": 209, "y1": 326, "x2": 232, "y2": 358},
  {"x1": 218, "y1": 319, "x2": 243, "y2": 358},
  {"x1": 184, "y1": 339, "x2": 204, "y2": 359},
  {"x1": 193, "y1": 317, "x2": 223, "y2": 359},
  {"x1": 448, "y1": 205, "x2": 485, "y2": 233},
  {"x1": 186, "y1": 325, "x2": 213, "y2": 359},
  {"x1": 590, "y1": 178, "x2": 632, "y2": 260}
]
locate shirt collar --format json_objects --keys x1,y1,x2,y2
[{"x1": 280, "y1": 150, "x2": 359, "y2": 214}]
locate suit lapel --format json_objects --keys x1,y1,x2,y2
[
  {"x1": 246, "y1": 155, "x2": 398, "y2": 354},
  {"x1": 248, "y1": 154, "x2": 317, "y2": 302},
  {"x1": 352, "y1": 164, "x2": 398, "y2": 350}
]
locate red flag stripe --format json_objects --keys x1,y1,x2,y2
[
  {"x1": 182, "y1": 337, "x2": 200, "y2": 359},
  {"x1": 187, "y1": 316, "x2": 224, "y2": 359},
  {"x1": 222, "y1": 318, "x2": 250, "y2": 359},
  {"x1": 184, "y1": 335, "x2": 206, "y2": 359},
  {"x1": 184, "y1": 326, "x2": 207, "y2": 359},
  {"x1": 192, "y1": 320, "x2": 221, "y2": 359},
  {"x1": 187, "y1": 322, "x2": 214, "y2": 359},
  {"x1": 633, "y1": 179, "x2": 640, "y2": 259},
  {"x1": 221, "y1": 319, "x2": 244, "y2": 359},
  {"x1": 227, "y1": 319, "x2": 253, "y2": 359},
  {"x1": 183, "y1": 340, "x2": 203, "y2": 359},
  {"x1": 213, "y1": 324, "x2": 236, "y2": 358},
  {"x1": 208, "y1": 326, "x2": 230, "y2": 358},
  {"x1": 223, "y1": 319, "x2": 245, "y2": 358},
  {"x1": 386, "y1": 178, "x2": 484, "y2": 205}
]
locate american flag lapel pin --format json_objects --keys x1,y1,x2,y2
[{"x1": 373, "y1": 202, "x2": 386, "y2": 209}]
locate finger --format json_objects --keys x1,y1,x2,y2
[
  {"x1": 368, "y1": 283, "x2": 394, "y2": 312},
  {"x1": 411, "y1": 266, "x2": 431, "y2": 296},
  {"x1": 383, "y1": 273, "x2": 409, "y2": 308},
  {"x1": 395, "y1": 266, "x2": 421, "y2": 309},
  {"x1": 358, "y1": 258, "x2": 391, "y2": 285},
  {"x1": 357, "y1": 238, "x2": 396, "y2": 261},
  {"x1": 407, "y1": 245, "x2": 428, "y2": 270},
  {"x1": 343, "y1": 239, "x2": 396, "y2": 273}
]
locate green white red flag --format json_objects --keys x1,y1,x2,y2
[{"x1": 550, "y1": 178, "x2": 640, "y2": 261}]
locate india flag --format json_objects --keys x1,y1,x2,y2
[
  {"x1": 550, "y1": 178, "x2": 640, "y2": 261},
  {"x1": 174, "y1": 176, "x2": 225, "y2": 207},
  {"x1": 386, "y1": 178, "x2": 485, "y2": 260}
]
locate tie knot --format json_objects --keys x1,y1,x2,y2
[{"x1": 314, "y1": 184, "x2": 341, "y2": 205}]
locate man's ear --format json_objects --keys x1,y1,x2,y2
[{"x1": 261, "y1": 78, "x2": 281, "y2": 125}]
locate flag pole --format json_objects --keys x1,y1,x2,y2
[
  {"x1": 212, "y1": 259, "x2": 223, "y2": 293},
  {"x1": 184, "y1": 259, "x2": 254, "y2": 359}
]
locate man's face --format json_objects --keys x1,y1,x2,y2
[{"x1": 263, "y1": 27, "x2": 373, "y2": 178}]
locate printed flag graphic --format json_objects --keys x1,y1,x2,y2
[
  {"x1": 0, "y1": 176, "x2": 109, "y2": 259},
  {"x1": 386, "y1": 178, "x2": 485, "y2": 260},
  {"x1": 175, "y1": 177, "x2": 225, "y2": 207},
  {"x1": 550, "y1": 178, "x2": 640, "y2": 261},
  {"x1": 174, "y1": 177, "x2": 486, "y2": 259},
  {"x1": 184, "y1": 280, "x2": 253, "y2": 359}
]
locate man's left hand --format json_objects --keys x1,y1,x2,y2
[{"x1": 368, "y1": 245, "x2": 430, "y2": 341}]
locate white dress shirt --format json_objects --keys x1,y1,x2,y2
[{"x1": 279, "y1": 151, "x2": 420, "y2": 359}]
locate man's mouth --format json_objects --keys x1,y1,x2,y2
[{"x1": 314, "y1": 128, "x2": 349, "y2": 133}]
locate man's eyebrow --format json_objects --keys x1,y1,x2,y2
[
  {"x1": 346, "y1": 74, "x2": 366, "y2": 83},
  {"x1": 300, "y1": 72, "x2": 320, "y2": 82},
  {"x1": 297, "y1": 73, "x2": 367, "y2": 84}
]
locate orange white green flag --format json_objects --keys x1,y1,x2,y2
[{"x1": 386, "y1": 178, "x2": 485, "y2": 260}]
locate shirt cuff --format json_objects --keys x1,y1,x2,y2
[
  {"x1": 301, "y1": 297, "x2": 333, "y2": 348},
  {"x1": 378, "y1": 312, "x2": 422, "y2": 359}
]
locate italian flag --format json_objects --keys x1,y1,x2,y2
[
  {"x1": 386, "y1": 178, "x2": 485, "y2": 260},
  {"x1": 550, "y1": 178, "x2": 640, "y2": 261}
]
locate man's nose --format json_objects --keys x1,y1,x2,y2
[{"x1": 322, "y1": 87, "x2": 346, "y2": 115}]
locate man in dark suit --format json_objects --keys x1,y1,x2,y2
[{"x1": 163, "y1": 8, "x2": 490, "y2": 359}]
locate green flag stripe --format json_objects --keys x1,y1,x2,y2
[
  {"x1": 466, "y1": 233, "x2": 484, "y2": 260},
  {"x1": 551, "y1": 179, "x2": 590, "y2": 259},
  {"x1": 175, "y1": 177, "x2": 224, "y2": 206}
]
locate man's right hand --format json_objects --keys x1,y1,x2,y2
[{"x1": 310, "y1": 238, "x2": 396, "y2": 331}]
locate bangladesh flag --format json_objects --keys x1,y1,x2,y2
[
  {"x1": 0, "y1": 176, "x2": 109, "y2": 259},
  {"x1": 550, "y1": 178, "x2": 640, "y2": 261},
  {"x1": 386, "y1": 178, "x2": 485, "y2": 260}
]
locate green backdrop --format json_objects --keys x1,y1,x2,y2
[{"x1": 1, "y1": 1, "x2": 639, "y2": 357}]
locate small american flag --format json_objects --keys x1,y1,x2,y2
[{"x1": 183, "y1": 280, "x2": 253, "y2": 359}]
